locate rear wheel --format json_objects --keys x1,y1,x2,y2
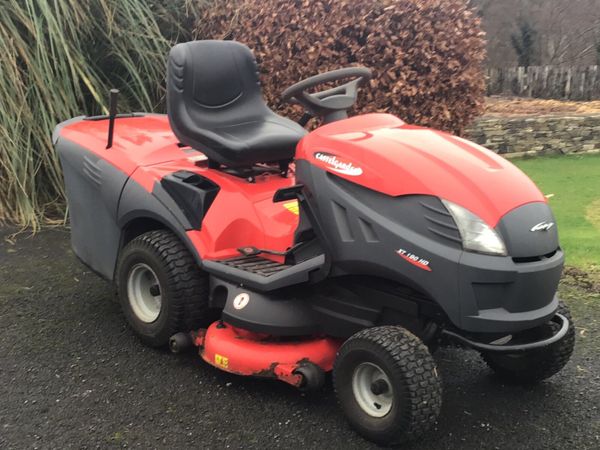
[
  {"x1": 481, "y1": 301, "x2": 575, "y2": 384},
  {"x1": 333, "y1": 326, "x2": 442, "y2": 446},
  {"x1": 116, "y1": 230, "x2": 211, "y2": 347}
]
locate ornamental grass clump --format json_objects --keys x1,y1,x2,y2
[{"x1": 0, "y1": 0, "x2": 202, "y2": 228}]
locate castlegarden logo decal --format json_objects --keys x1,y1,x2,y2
[{"x1": 314, "y1": 152, "x2": 363, "y2": 176}]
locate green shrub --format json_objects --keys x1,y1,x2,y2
[{"x1": 0, "y1": 0, "x2": 203, "y2": 228}]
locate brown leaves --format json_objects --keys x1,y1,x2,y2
[{"x1": 197, "y1": 0, "x2": 486, "y2": 134}]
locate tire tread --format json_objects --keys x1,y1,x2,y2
[
  {"x1": 333, "y1": 326, "x2": 442, "y2": 445},
  {"x1": 116, "y1": 230, "x2": 210, "y2": 346}
]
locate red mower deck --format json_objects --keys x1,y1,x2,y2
[{"x1": 194, "y1": 322, "x2": 341, "y2": 387}]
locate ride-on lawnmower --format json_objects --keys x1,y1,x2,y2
[{"x1": 53, "y1": 40, "x2": 574, "y2": 445}]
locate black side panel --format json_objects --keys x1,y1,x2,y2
[
  {"x1": 55, "y1": 138, "x2": 127, "y2": 280},
  {"x1": 117, "y1": 177, "x2": 203, "y2": 268},
  {"x1": 295, "y1": 160, "x2": 564, "y2": 334},
  {"x1": 210, "y1": 275, "x2": 443, "y2": 339},
  {"x1": 325, "y1": 174, "x2": 462, "y2": 247},
  {"x1": 295, "y1": 159, "x2": 463, "y2": 319},
  {"x1": 213, "y1": 279, "x2": 320, "y2": 336},
  {"x1": 159, "y1": 170, "x2": 219, "y2": 230},
  {"x1": 308, "y1": 277, "x2": 445, "y2": 338}
]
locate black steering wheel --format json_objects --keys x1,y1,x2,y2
[{"x1": 282, "y1": 67, "x2": 372, "y2": 124}]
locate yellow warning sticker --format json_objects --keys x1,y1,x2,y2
[
  {"x1": 283, "y1": 200, "x2": 299, "y2": 215},
  {"x1": 214, "y1": 354, "x2": 229, "y2": 369}
]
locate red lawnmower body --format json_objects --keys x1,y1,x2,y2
[
  {"x1": 59, "y1": 114, "x2": 298, "y2": 260},
  {"x1": 58, "y1": 112, "x2": 544, "y2": 261},
  {"x1": 298, "y1": 113, "x2": 546, "y2": 227},
  {"x1": 54, "y1": 40, "x2": 573, "y2": 445},
  {"x1": 55, "y1": 111, "x2": 561, "y2": 377}
]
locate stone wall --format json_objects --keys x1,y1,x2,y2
[{"x1": 467, "y1": 115, "x2": 600, "y2": 156}]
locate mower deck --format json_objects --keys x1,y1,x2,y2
[{"x1": 192, "y1": 321, "x2": 341, "y2": 388}]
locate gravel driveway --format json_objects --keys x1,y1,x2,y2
[{"x1": 1, "y1": 227, "x2": 598, "y2": 449}]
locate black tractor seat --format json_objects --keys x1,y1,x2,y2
[{"x1": 167, "y1": 40, "x2": 307, "y2": 168}]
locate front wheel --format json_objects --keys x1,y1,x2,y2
[
  {"x1": 333, "y1": 326, "x2": 442, "y2": 446},
  {"x1": 481, "y1": 301, "x2": 575, "y2": 384}
]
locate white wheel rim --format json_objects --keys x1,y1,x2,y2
[
  {"x1": 352, "y1": 362, "x2": 394, "y2": 418},
  {"x1": 127, "y1": 263, "x2": 162, "y2": 323}
]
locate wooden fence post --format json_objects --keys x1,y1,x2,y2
[{"x1": 485, "y1": 65, "x2": 600, "y2": 100}]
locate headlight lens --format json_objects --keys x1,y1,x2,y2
[{"x1": 441, "y1": 200, "x2": 507, "y2": 256}]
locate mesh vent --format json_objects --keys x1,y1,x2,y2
[{"x1": 420, "y1": 199, "x2": 461, "y2": 244}]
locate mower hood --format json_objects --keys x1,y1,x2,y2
[{"x1": 296, "y1": 113, "x2": 546, "y2": 227}]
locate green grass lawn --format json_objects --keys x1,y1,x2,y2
[{"x1": 513, "y1": 153, "x2": 600, "y2": 271}]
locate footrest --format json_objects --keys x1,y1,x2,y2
[
  {"x1": 202, "y1": 254, "x2": 325, "y2": 292},
  {"x1": 220, "y1": 255, "x2": 290, "y2": 277}
]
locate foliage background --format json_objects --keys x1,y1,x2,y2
[
  {"x1": 0, "y1": 0, "x2": 202, "y2": 228},
  {"x1": 198, "y1": 0, "x2": 486, "y2": 133},
  {"x1": 0, "y1": 0, "x2": 485, "y2": 228}
]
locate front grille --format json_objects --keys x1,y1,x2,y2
[{"x1": 512, "y1": 249, "x2": 558, "y2": 264}]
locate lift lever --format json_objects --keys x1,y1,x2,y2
[{"x1": 106, "y1": 89, "x2": 119, "y2": 149}]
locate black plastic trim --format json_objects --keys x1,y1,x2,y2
[
  {"x1": 441, "y1": 313, "x2": 569, "y2": 352},
  {"x1": 159, "y1": 170, "x2": 220, "y2": 230},
  {"x1": 202, "y1": 254, "x2": 325, "y2": 292},
  {"x1": 273, "y1": 184, "x2": 304, "y2": 202},
  {"x1": 213, "y1": 279, "x2": 320, "y2": 336}
]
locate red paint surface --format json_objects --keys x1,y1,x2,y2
[
  {"x1": 199, "y1": 322, "x2": 341, "y2": 384},
  {"x1": 296, "y1": 113, "x2": 546, "y2": 227},
  {"x1": 58, "y1": 111, "x2": 547, "y2": 265},
  {"x1": 59, "y1": 115, "x2": 299, "y2": 260}
]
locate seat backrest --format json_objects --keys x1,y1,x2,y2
[{"x1": 167, "y1": 40, "x2": 272, "y2": 164}]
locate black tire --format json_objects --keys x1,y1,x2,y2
[
  {"x1": 116, "y1": 230, "x2": 211, "y2": 347},
  {"x1": 333, "y1": 326, "x2": 442, "y2": 446},
  {"x1": 482, "y1": 301, "x2": 575, "y2": 384}
]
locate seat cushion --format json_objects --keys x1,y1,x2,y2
[{"x1": 212, "y1": 114, "x2": 306, "y2": 166}]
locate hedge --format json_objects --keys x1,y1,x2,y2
[{"x1": 197, "y1": 0, "x2": 486, "y2": 133}]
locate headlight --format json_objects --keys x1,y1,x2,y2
[{"x1": 441, "y1": 200, "x2": 507, "y2": 256}]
